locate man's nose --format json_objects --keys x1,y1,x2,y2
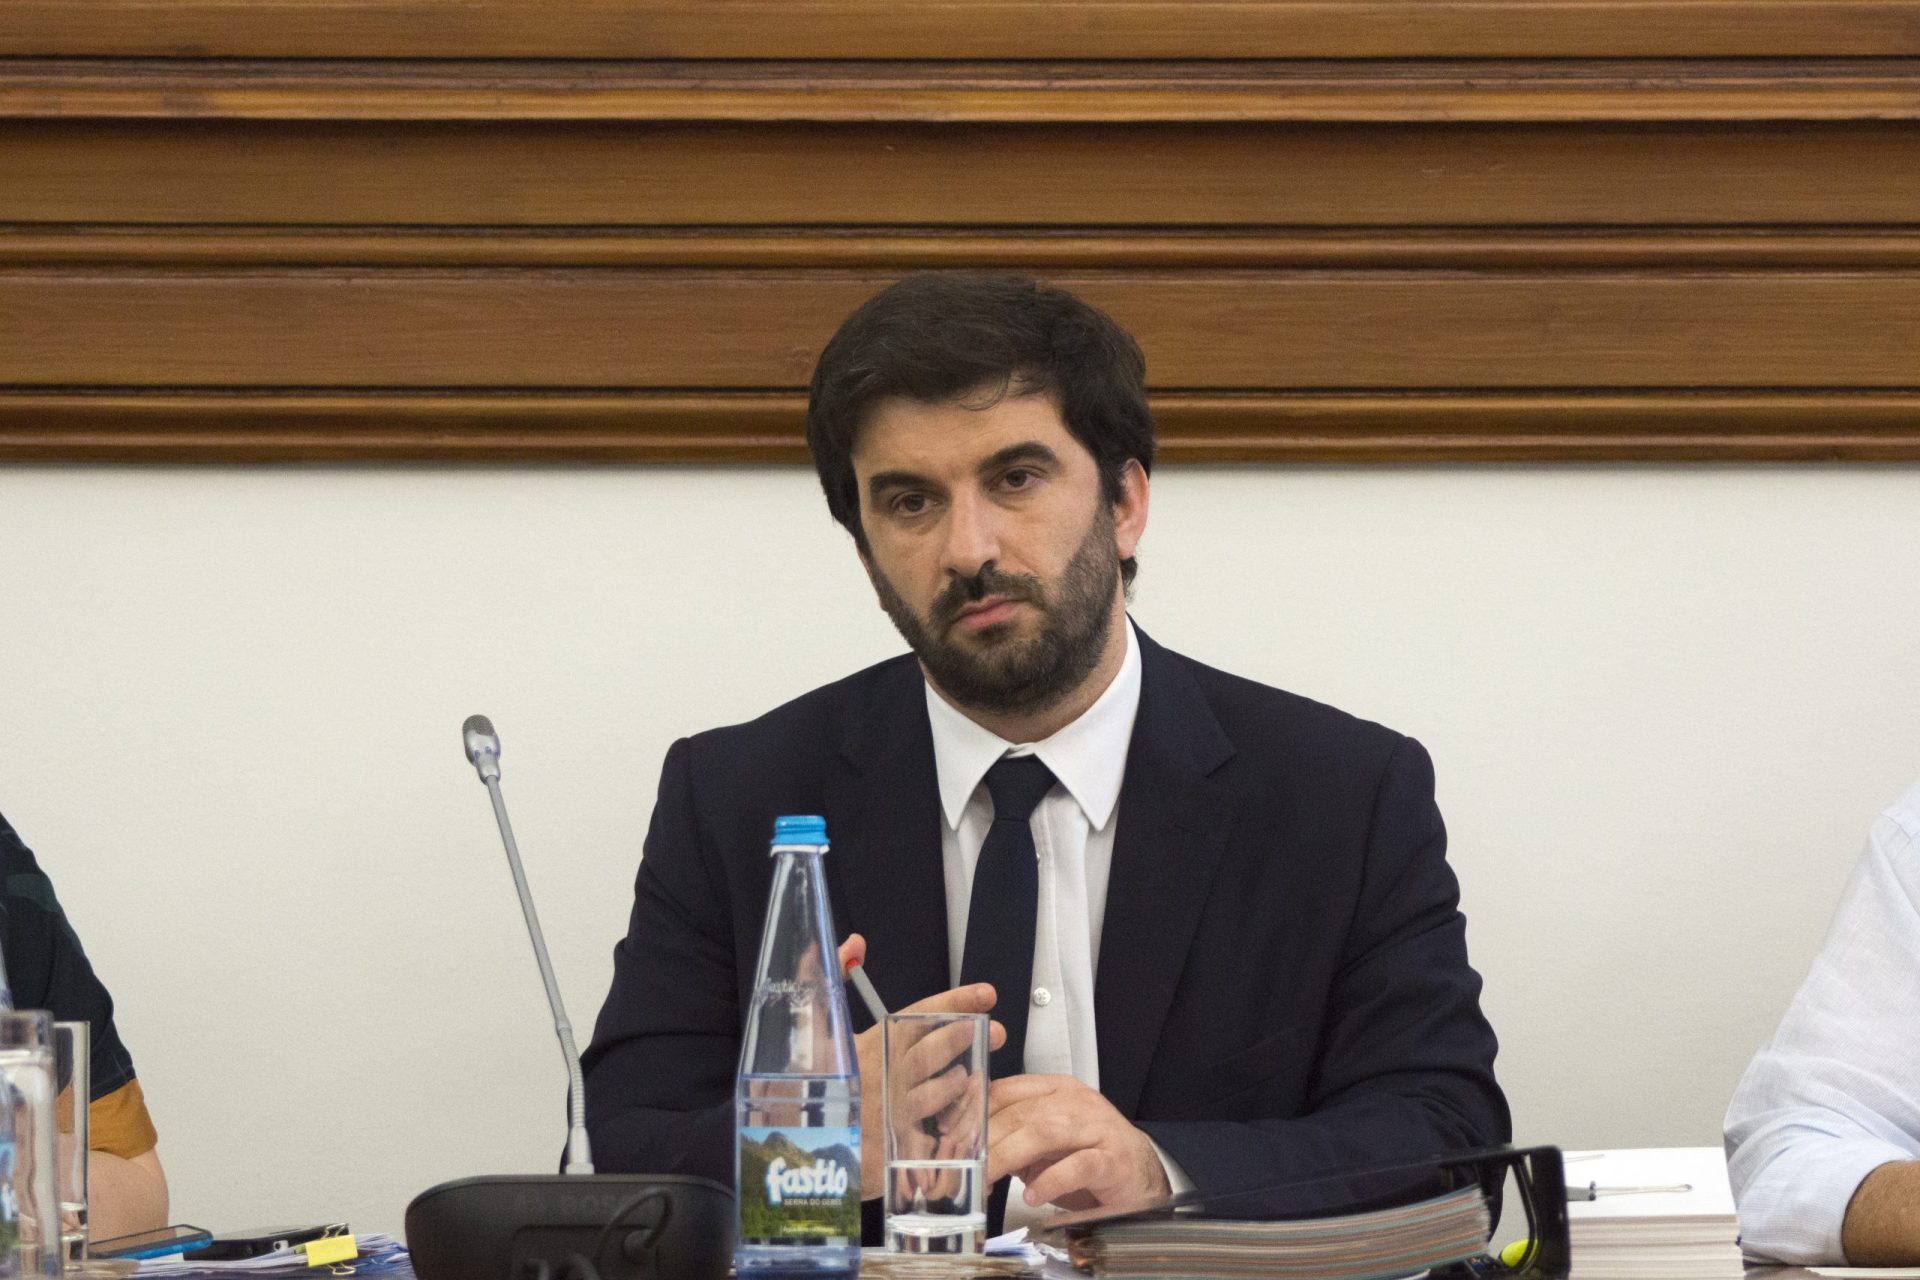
[{"x1": 941, "y1": 491, "x2": 1001, "y2": 579}]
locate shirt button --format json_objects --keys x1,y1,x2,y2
[{"x1": 1032, "y1": 987, "x2": 1052, "y2": 1007}]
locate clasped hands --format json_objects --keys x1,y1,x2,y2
[{"x1": 838, "y1": 934, "x2": 1170, "y2": 1212}]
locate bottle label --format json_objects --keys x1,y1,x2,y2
[{"x1": 739, "y1": 1125, "x2": 861, "y2": 1241}]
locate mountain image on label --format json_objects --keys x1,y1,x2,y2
[{"x1": 739, "y1": 1127, "x2": 861, "y2": 1238}]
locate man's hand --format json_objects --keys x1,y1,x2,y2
[
  {"x1": 837, "y1": 933, "x2": 1005, "y2": 1200},
  {"x1": 987, "y1": 1074, "x2": 1169, "y2": 1212}
]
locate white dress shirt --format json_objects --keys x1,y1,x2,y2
[
  {"x1": 923, "y1": 620, "x2": 1188, "y2": 1230},
  {"x1": 1725, "y1": 777, "x2": 1920, "y2": 1264}
]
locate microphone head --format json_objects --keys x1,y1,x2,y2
[{"x1": 462, "y1": 714, "x2": 502, "y2": 781}]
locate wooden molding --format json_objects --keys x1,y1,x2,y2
[
  {"x1": 13, "y1": 228, "x2": 1920, "y2": 271},
  {"x1": 6, "y1": 2, "x2": 1920, "y2": 59},
  {"x1": 7, "y1": 59, "x2": 1920, "y2": 123},
  {"x1": 4, "y1": 391, "x2": 1918, "y2": 463}
]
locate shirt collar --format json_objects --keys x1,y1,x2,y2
[{"x1": 925, "y1": 619, "x2": 1143, "y2": 832}]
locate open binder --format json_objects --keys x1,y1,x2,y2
[{"x1": 1034, "y1": 1145, "x2": 1570, "y2": 1280}]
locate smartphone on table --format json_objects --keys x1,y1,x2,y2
[
  {"x1": 92, "y1": 1224, "x2": 213, "y2": 1260},
  {"x1": 183, "y1": 1224, "x2": 347, "y2": 1261}
]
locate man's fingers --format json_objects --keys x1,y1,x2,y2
[
  {"x1": 1020, "y1": 1149, "x2": 1107, "y2": 1208},
  {"x1": 837, "y1": 933, "x2": 867, "y2": 975},
  {"x1": 903, "y1": 983, "x2": 997, "y2": 1016},
  {"x1": 986, "y1": 1117, "x2": 1075, "y2": 1186},
  {"x1": 903, "y1": 1063, "x2": 972, "y2": 1124},
  {"x1": 901, "y1": 1017, "x2": 983, "y2": 1080},
  {"x1": 934, "y1": 1073, "x2": 988, "y2": 1137},
  {"x1": 988, "y1": 1073, "x2": 1073, "y2": 1114},
  {"x1": 879, "y1": 997, "x2": 983, "y2": 1074},
  {"x1": 988, "y1": 1140, "x2": 1064, "y2": 1188},
  {"x1": 896, "y1": 1128, "x2": 939, "y2": 1163},
  {"x1": 885, "y1": 1003, "x2": 994, "y2": 1134}
]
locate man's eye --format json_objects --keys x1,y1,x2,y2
[
  {"x1": 1003, "y1": 469, "x2": 1035, "y2": 489},
  {"x1": 892, "y1": 493, "x2": 929, "y2": 515}
]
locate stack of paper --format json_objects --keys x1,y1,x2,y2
[
  {"x1": 1056, "y1": 1185, "x2": 1490, "y2": 1280},
  {"x1": 1564, "y1": 1147, "x2": 1742, "y2": 1280},
  {"x1": 135, "y1": 1233, "x2": 409, "y2": 1277}
]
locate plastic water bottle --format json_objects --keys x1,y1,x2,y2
[{"x1": 736, "y1": 815, "x2": 861, "y2": 1280}]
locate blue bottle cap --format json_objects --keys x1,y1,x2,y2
[{"x1": 770, "y1": 814, "x2": 829, "y2": 848}]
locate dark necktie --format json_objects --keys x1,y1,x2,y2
[{"x1": 959, "y1": 753, "x2": 1057, "y2": 1083}]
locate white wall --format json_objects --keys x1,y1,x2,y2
[{"x1": 1, "y1": 464, "x2": 1915, "y2": 1232}]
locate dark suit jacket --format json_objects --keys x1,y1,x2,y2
[{"x1": 582, "y1": 628, "x2": 1509, "y2": 1242}]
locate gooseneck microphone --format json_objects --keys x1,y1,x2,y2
[
  {"x1": 461, "y1": 714, "x2": 592, "y2": 1176},
  {"x1": 405, "y1": 716, "x2": 731, "y2": 1280},
  {"x1": 463, "y1": 714, "x2": 504, "y2": 783}
]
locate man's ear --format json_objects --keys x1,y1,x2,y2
[{"x1": 1112, "y1": 458, "x2": 1150, "y2": 561}]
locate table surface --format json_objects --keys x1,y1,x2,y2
[{"x1": 269, "y1": 1241, "x2": 1847, "y2": 1280}]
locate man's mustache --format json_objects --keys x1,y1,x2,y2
[{"x1": 930, "y1": 568, "x2": 1045, "y2": 629}]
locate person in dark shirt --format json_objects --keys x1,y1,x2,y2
[{"x1": 0, "y1": 808, "x2": 168, "y2": 1237}]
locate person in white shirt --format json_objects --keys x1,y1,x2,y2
[{"x1": 1726, "y1": 777, "x2": 1920, "y2": 1264}]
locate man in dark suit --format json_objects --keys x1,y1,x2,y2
[{"x1": 583, "y1": 273, "x2": 1508, "y2": 1241}]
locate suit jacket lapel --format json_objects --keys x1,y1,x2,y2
[
  {"x1": 825, "y1": 659, "x2": 951, "y2": 1028},
  {"x1": 1095, "y1": 630, "x2": 1237, "y2": 1118}
]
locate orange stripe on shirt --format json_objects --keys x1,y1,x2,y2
[{"x1": 87, "y1": 1079, "x2": 158, "y2": 1160}]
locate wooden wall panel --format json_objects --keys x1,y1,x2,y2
[
  {"x1": 8, "y1": 119, "x2": 1920, "y2": 227},
  {"x1": 8, "y1": 271, "x2": 1920, "y2": 390},
  {"x1": 7, "y1": 2, "x2": 1920, "y2": 59},
  {"x1": 3, "y1": 26, "x2": 1919, "y2": 462}
]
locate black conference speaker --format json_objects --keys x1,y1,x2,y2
[{"x1": 406, "y1": 1174, "x2": 733, "y2": 1280}]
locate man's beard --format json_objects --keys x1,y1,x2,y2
[{"x1": 870, "y1": 505, "x2": 1120, "y2": 718}]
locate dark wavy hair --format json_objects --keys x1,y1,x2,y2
[{"x1": 805, "y1": 272, "x2": 1156, "y2": 586}]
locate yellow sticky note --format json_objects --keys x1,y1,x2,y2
[{"x1": 301, "y1": 1236, "x2": 358, "y2": 1268}]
